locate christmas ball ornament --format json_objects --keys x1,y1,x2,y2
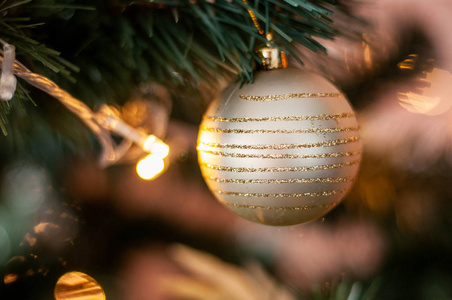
[{"x1": 197, "y1": 51, "x2": 361, "y2": 226}]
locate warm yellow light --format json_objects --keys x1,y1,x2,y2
[
  {"x1": 143, "y1": 135, "x2": 156, "y2": 152},
  {"x1": 136, "y1": 154, "x2": 165, "y2": 180},
  {"x1": 150, "y1": 141, "x2": 170, "y2": 158},
  {"x1": 142, "y1": 135, "x2": 169, "y2": 158}
]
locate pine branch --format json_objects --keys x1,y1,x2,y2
[{"x1": 0, "y1": 0, "x2": 360, "y2": 152}]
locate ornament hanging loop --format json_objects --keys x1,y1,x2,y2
[{"x1": 241, "y1": 2, "x2": 286, "y2": 70}]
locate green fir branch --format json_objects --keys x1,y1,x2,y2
[{"x1": 0, "y1": 0, "x2": 361, "y2": 149}]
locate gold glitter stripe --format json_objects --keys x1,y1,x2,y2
[
  {"x1": 201, "y1": 126, "x2": 359, "y2": 134},
  {"x1": 239, "y1": 93, "x2": 344, "y2": 101},
  {"x1": 200, "y1": 159, "x2": 360, "y2": 172},
  {"x1": 200, "y1": 136, "x2": 360, "y2": 150},
  {"x1": 199, "y1": 149, "x2": 361, "y2": 159},
  {"x1": 219, "y1": 200, "x2": 340, "y2": 211},
  {"x1": 205, "y1": 176, "x2": 355, "y2": 184},
  {"x1": 217, "y1": 189, "x2": 346, "y2": 197},
  {"x1": 203, "y1": 112, "x2": 355, "y2": 122}
]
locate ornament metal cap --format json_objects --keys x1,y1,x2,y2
[{"x1": 256, "y1": 43, "x2": 288, "y2": 70}]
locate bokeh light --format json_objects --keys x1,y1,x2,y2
[
  {"x1": 136, "y1": 154, "x2": 165, "y2": 180},
  {"x1": 142, "y1": 135, "x2": 156, "y2": 152},
  {"x1": 54, "y1": 271, "x2": 105, "y2": 300},
  {"x1": 150, "y1": 141, "x2": 170, "y2": 158},
  {"x1": 143, "y1": 135, "x2": 170, "y2": 158}
]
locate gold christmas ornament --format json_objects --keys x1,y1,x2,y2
[
  {"x1": 197, "y1": 63, "x2": 361, "y2": 226},
  {"x1": 54, "y1": 271, "x2": 105, "y2": 300}
]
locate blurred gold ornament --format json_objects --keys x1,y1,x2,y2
[
  {"x1": 54, "y1": 271, "x2": 105, "y2": 300},
  {"x1": 198, "y1": 66, "x2": 361, "y2": 226},
  {"x1": 398, "y1": 67, "x2": 452, "y2": 116}
]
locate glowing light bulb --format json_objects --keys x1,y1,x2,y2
[
  {"x1": 136, "y1": 154, "x2": 165, "y2": 180},
  {"x1": 143, "y1": 135, "x2": 157, "y2": 152},
  {"x1": 150, "y1": 141, "x2": 170, "y2": 158},
  {"x1": 142, "y1": 135, "x2": 169, "y2": 158}
]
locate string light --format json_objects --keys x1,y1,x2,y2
[
  {"x1": 136, "y1": 154, "x2": 165, "y2": 180},
  {"x1": 96, "y1": 105, "x2": 170, "y2": 159},
  {"x1": 136, "y1": 135, "x2": 169, "y2": 181},
  {"x1": 143, "y1": 135, "x2": 157, "y2": 151},
  {"x1": 94, "y1": 106, "x2": 170, "y2": 180},
  {"x1": 147, "y1": 138, "x2": 170, "y2": 158},
  {"x1": 0, "y1": 42, "x2": 170, "y2": 181}
]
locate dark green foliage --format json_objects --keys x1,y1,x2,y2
[
  {"x1": 0, "y1": 0, "x2": 353, "y2": 176},
  {"x1": 0, "y1": 0, "x2": 340, "y2": 137}
]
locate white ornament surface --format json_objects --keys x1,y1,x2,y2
[{"x1": 197, "y1": 68, "x2": 361, "y2": 226}]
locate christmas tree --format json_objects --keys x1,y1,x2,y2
[{"x1": 1, "y1": 0, "x2": 451, "y2": 299}]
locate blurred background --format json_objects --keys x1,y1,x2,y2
[{"x1": 1, "y1": 0, "x2": 452, "y2": 299}]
